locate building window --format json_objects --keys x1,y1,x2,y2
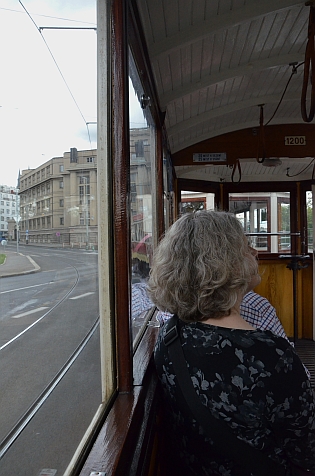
[
  {"x1": 79, "y1": 186, "x2": 84, "y2": 204},
  {"x1": 87, "y1": 157, "x2": 94, "y2": 163},
  {"x1": 60, "y1": 199, "x2": 64, "y2": 207},
  {"x1": 59, "y1": 180, "x2": 64, "y2": 189},
  {"x1": 79, "y1": 176, "x2": 90, "y2": 184},
  {"x1": 60, "y1": 165, "x2": 64, "y2": 172},
  {"x1": 60, "y1": 217, "x2": 64, "y2": 225},
  {"x1": 42, "y1": 217, "x2": 45, "y2": 225}
]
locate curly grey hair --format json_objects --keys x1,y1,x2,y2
[{"x1": 147, "y1": 210, "x2": 258, "y2": 322}]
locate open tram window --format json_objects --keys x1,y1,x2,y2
[
  {"x1": 229, "y1": 192, "x2": 291, "y2": 253},
  {"x1": 180, "y1": 191, "x2": 215, "y2": 213},
  {"x1": 129, "y1": 53, "x2": 157, "y2": 344}
]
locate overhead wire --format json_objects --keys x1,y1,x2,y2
[
  {"x1": 18, "y1": 0, "x2": 95, "y2": 149},
  {"x1": 0, "y1": 6, "x2": 96, "y2": 25}
]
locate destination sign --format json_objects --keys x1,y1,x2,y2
[{"x1": 193, "y1": 152, "x2": 227, "y2": 163}]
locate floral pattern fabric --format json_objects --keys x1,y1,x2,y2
[{"x1": 154, "y1": 320, "x2": 315, "y2": 475}]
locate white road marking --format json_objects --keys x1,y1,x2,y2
[
  {"x1": 11, "y1": 307, "x2": 49, "y2": 319},
  {"x1": 0, "y1": 282, "x2": 54, "y2": 294},
  {"x1": 69, "y1": 292, "x2": 95, "y2": 300}
]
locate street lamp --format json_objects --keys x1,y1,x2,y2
[
  {"x1": 15, "y1": 188, "x2": 20, "y2": 253},
  {"x1": 80, "y1": 176, "x2": 89, "y2": 247}
]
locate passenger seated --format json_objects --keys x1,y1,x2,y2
[
  {"x1": 147, "y1": 210, "x2": 315, "y2": 475},
  {"x1": 132, "y1": 283, "x2": 290, "y2": 343}
]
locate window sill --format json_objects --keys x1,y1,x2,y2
[{"x1": 77, "y1": 324, "x2": 160, "y2": 476}]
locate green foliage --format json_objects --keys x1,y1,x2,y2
[{"x1": 0, "y1": 254, "x2": 5, "y2": 265}]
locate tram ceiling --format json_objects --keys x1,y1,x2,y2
[{"x1": 136, "y1": 0, "x2": 315, "y2": 182}]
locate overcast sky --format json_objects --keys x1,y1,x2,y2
[{"x1": 0, "y1": 0, "x2": 146, "y2": 187}]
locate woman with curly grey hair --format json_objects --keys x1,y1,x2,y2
[
  {"x1": 148, "y1": 209, "x2": 260, "y2": 323},
  {"x1": 149, "y1": 210, "x2": 315, "y2": 476}
]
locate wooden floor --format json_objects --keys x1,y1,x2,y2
[{"x1": 295, "y1": 340, "x2": 315, "y2": 388}]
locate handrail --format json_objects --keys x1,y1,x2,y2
[{"x1": 245, "y1": 232, "x2": 301, "y2": 236}]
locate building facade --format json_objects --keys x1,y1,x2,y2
[
  {"x1": 16, "y1": 127, "x2": 161, "y2": 250},
  {"x1": 19, "y1": 148, "x2": 97, "y2": 247},
  {"x1": 0, "y1": 185, "x2": 18, "y2": 239}
]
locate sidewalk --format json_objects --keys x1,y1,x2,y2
[{"x1": 0, "y1": 251, "x2": 40, "y2": 278}]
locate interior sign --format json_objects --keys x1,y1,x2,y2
[
  {"x1": 193, "y1": 152, "x2": 227, "y2": 162},
  {"x1": 284, "y1": 136, "x2": 306, "y2": 145}
]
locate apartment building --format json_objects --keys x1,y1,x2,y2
[
  {"x1": 0, "y1": 185, "x2": 18, "y2": 239},
  {"x1": 17, "y1": 127, "x2": 158, "y2": 250},
  {"x1": 19, "y1": 148, "x2": 97, "y2": 247}
]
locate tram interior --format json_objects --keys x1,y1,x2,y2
[
  {"x1": 78, "y1": 1, "x2": 315, "y2": 474},
  {"x1": 3, "y1": 1, "x2": 315, "y2": 475}
]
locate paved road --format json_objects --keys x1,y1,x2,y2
[{"x1": 0, "y1": 244, "x2": 102, "y2": 475}]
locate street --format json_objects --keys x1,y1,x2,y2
[{"x1": 0, "y1": 245, "x2": 102, "y2": 475}]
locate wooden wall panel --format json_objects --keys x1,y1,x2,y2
[
  {"x1": 302, "y1": 264, "x2": 313, "y2": 338},
  {"x1": 254, "y1": 260, "x2": 313, "y2": 339}
]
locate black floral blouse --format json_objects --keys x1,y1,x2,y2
[{"x1": 154, "y1": 320, "x2": 315, "y2": 476}]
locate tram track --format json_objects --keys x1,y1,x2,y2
[
  {"x1": 0, "y1": 250, "x2": 100, "y2": 466},
  {"x1": 0, "y1": 317, "x2": 100, "y2": 460},
  {"x1": 0, "y1": 262, "x2": 81, "y2": 351}
]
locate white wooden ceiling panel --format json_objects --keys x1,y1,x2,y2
[
  {"x1": 138, "y1": 1, "x2": 165, "y2": 45},
  {"x1": 163, "y1": 0, "x2": 180, "y2": 37},
  {"x1": 180, "y1": 0, "x2": 196, "y2": 29},
  {"x1": 191, "y1": 40, "x2": 204, "y2": 83},
  {"x1": 155, "y1": 56, "x2": 173, "y2": 95},
  {"x1": 136, "y1": 0, "x2": 312, "y2": 182},
  {"x1": 175, "y1": 157, "x2": 314, "y2": 183},
  {"x1": 191, "y1": 0, "x2": 205, "y2": 23},
  {"x1": 197, "y1": 86, "x2": 209, "y2": 116}
]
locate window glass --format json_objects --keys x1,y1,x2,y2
[
  {"x1": 180, "y1": 191, "x2": 215, "y2": 213},
  {"x1": 229, "y1": 192, "x2": 291, "y2": 253},
  {"x1": 0, "y1": 3, "x2": 100, "y2": 475},
  {"x1": 129, "y1": 53, "x2": 157, "y2": 343}
]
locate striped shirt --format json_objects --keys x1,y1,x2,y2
[{"x1": 132, "y1": 284, "x2": 288, "y2": 340}]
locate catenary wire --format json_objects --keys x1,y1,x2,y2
[
  {"x1": 18, "y1": 0, "x2": 94, "y2": 149},
  {"x1": 0, "y1": 6, "x2": 96, "y2": 25}
]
